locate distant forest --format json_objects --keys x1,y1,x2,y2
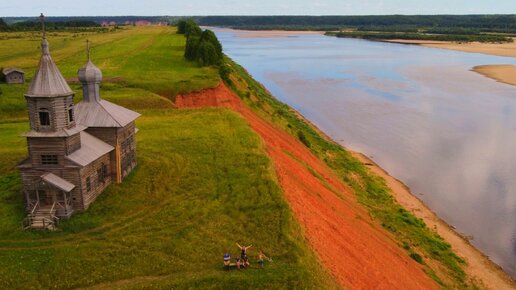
[
  {"x1": 194, "y1": 15, "x2": 516, "y2": 33},
  {"x1": 2, "y1": 15, "x2": 515, "y2": 33},
  {"x1": 0, "y1": 17, "x2": 103, "y2": 32},
  {"x1": 1, "y1": 15, "x2": 515, "y2": 41}
]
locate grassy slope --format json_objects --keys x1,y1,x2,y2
[
  {"x1": 222, "y1": 58, "x2": 480, "y2": 289},
  {"x1": 0, "y1": 27, "x2": 337, "y2": 289}
]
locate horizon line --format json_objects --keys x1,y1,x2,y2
[{"x1": 2, "y1": 13, "x2": 515, "y2": 18}]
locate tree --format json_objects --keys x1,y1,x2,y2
[
  {"x1": 176, "y1": 20, "x2": 187, "y2": 34},
  {"x1": 200, "y1": 30, "x2": 223, "y2": 60},
  {"x1": 0, "y1": 18, "x2": 7, "y2": 31},
  {"x1": 184, "y1": 20, "x2": 202, "y2": 38},
  {"x1": 181, "y1": 20, "x2": 223, "y2": 67},
  {"x1": 196, "y1": 41, "x2": 219, "y2": 66},
  {"x1": 184, "y1": 35, "x2": 200, "y2": 60}
]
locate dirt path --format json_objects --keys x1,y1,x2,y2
[
  {"x1": 176, "y1": 83, "x2": 438, "y2": 289},
  {"x1": 352, "y1": 152, "x2": 516, "y2": 290}
]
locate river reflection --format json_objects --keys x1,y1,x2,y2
[{"x1": 213, "y1": 28, "x2": 516, "y2": 278}]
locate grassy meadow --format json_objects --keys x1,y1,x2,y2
[{"x1": 0, "y1": 26, "x2": 337, "y2": 289}]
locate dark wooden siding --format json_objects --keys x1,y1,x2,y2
[
  {"x1": 65, "y1": 133, "x2": 81, "y2": 154},
  {"x1": 79, "y1": 153, "x2": 112, "y2": 209},
  {"x1": 86, "y1": 127, "x2": 117, "y2": 146},
  {"x1": 27, "y1": 137, "x2": 66, "y2": 167},
  {"x1": 119, "y1": 122, "x2": 137, "y2": 179}
]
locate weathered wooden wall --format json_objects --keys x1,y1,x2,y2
[
  {"x1": 26, "y1": 95, "x2": 76, "y2": 132},
  {"x1": 78, "y1": 153, "x2": 112, "y2": 209},
  {"x1": 5, "y1": 72, "x2": 24, "y2": 84}
]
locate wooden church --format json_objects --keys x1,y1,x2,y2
[{"x1": 18, "y1": 16, "x2": 140, "y2": 230}]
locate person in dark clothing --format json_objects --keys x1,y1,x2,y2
[{"x1": 237, "y1": 243, "x2": 252, "y2": 268}]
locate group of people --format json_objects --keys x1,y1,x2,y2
[{"x1": 223, "y1": 243, "x2": 272, "y2": 270}]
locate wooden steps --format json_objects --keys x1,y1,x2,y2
[{"x1": 24, "y1": 204, "x2": 58, "y2": 231}]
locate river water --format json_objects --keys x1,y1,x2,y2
[{"x1": 213, "y1": 28, "x2": 516, "y2": 278}]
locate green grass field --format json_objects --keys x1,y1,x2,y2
[
  {"x1": 0, "y1": 26, "x2": 218, "y2": 121},
  {"x1": 0, "y1": 27, "x2": 337, "y2": 289}
]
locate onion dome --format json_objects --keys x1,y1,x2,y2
[{"x1": 78, "y1": 60, "x2": 103, "y2": 84}]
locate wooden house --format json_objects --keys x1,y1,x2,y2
[
  {"x1": 2, "y1": 67, "x2": 25, "y2": 84},
  {"x1": 18, "y1": 32, "x2": 140, "y2": 230}
]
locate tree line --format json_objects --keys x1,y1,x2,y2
[
  {"x1": 327, "y1": 31, "x2": 512, "y2": 43},
  {"x1": 195, "y1": 15, "x2": 516, "y2": 34},
  {"x1": 0, "y1": 18, "x2": 101, "y2": 32},
  {"x1": 177, "y1": 20, "x2": 223, "y2": 67}
]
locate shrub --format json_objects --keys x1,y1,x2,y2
[
  {"x1": 297, "y1": 131, "x2": 311, "y2": 148},
  {"x1": 218, "y1": 62, "x2": 233, "y2": 85},
  {"x1": 410, "y1": 253, "x2": 424, "y2": 264}
]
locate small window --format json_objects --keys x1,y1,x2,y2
[
  {"x1": 41, "y1": 155, "x2": 58, "y2": 165},
  {"x1": 68, "y1": 108, "x2": 74, "y2": 122},
  {"x1": 97, "y1": 163, "x2": 108, "y2": 183},
  {"x1": 86, "y1": 177, "x2": 91, "y2": 192},
  {"x1": 39, "y1": 110, "x2": 50, "y2": 126}
]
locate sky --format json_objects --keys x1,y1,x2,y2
[{"x1": 2, "y1": 0, "x2": 516, "y2": 17}]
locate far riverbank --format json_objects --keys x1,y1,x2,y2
[{"x1": 381, "y1": 38, "x2": 516, "y2": 86}]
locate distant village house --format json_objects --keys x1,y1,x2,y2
[{"x1": 2, "y1": 67, "x2": 25, "y2": 84}]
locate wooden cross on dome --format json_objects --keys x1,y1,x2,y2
[{"x1": 86, "y1": 39, "x2": 91, "y2": 61}]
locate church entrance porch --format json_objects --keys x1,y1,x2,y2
[{"x1": 22, "y1": 173, "x2": 76, "y2": 230}]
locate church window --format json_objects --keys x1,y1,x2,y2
[
  {"x1": 68, "y1": 106, "x2": 74, "y2": 122},
  {"x1": 39, "y1": 109, "x2": 50, "y2": 126},
  {"x1": 86, "y1": 177, "x2": 91, "y2": 192},
  {"x1": 41, "y1": 155, "x2": 58, "y2": 165}
]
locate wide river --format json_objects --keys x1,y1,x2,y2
[{"x1": 213, "y1": 28, "x2": 516, "y2": 278}]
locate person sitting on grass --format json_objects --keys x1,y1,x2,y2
[
  {"x1": 235, "y1": 257, "x2": 241, "y2": 270},
  {"x1": 243, "y1": 255, "x2": 250, "y2": 268},
  {"x1": 223, "y1": 252, "x2": 231, "y2": 270},
  {"x1": 257, "y1": 250, "x2": 271, "y2": 268}
]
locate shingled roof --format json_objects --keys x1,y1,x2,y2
[
  {"x1": 41, "y1": 173, "x2": 75, "y2": 192},
  {"x1": 2, "y1": 67, "x2": 24, "y2": 75},
  {"x1": 75, "y1": 100, "x2": 141, "y2": 128},
  {"x1": 25, "y1": 38, "x2": 73, "y2": 98},
  {"x1": 75, "y1": 55, "x2": 140, "y2": 127},
  {"x1": 65, "y1": 131, "x2": 114, "y2": 166}
]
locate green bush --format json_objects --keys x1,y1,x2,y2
[
  {"x1": 297, "y1": 131, "x2": 311, "y2": 148},
  {"x1": 410, "y1": 253, "x2": 424, "y2": 264}
]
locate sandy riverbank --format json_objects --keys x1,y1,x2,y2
[
  {"x1": 352, "y1": 152, "x2": 516, "y2": 289},
  {"x1": 206, "y1": 27, "x2": 324, "y2": 38},
  {"x1": 472, "y1": 65, "x2": 516, "y2": 86},
  {"x1": 382, "y1": 39, "x2": 516, "y2": 87},
  {"x1": 382, "y1": 38, "x2": 516, "y2": 58}
]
